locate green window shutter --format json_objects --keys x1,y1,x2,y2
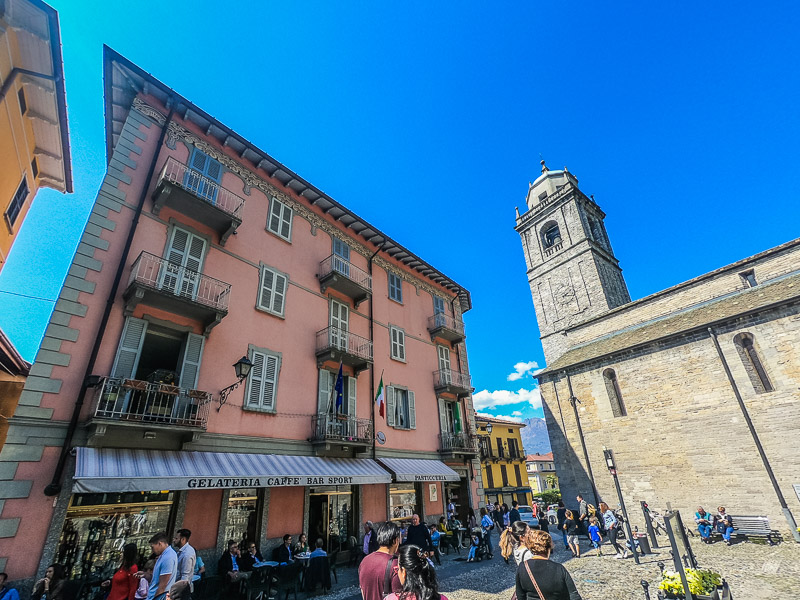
[
  {"x1": 179, "y1": 333, "x2": 205, "y2": 389},
  {"x1": 111, "y1": 317, "x2": 148, "y2": 379}
]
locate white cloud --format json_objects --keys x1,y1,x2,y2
[
  {"x1": 473, "y1": 387, "x2": 542, "y2": 411},
  {"x1": 477, "y1": 411, "x2": 524, "y2": 423},
  {"x1": 512, "y1": 410, "x2": 523, "y2": 417},
  {"x1": 507, "y1": 361, "x2": 539, "y2": 381}
]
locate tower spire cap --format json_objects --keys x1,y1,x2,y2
[{"x1": 540, "y1": 159, "x2": 549, "y2": 174}]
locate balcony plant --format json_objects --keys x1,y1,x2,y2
[{"x1": 658, "y1": 568, "x2": 722, "y2": 599}]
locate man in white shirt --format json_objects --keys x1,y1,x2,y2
[{"x1": 173, "y1": 529, "x2": 197, "y2": 591}]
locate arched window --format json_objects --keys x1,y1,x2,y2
[
  {"x1": 603, "y1": 368, "x2": 626, "y2": 417},
  {"x1": 541, "y1": 221, "x2": 562, "y2": 248},
  {"x1": 733, "y1": 333, "x2": 773, "y2": 394}
]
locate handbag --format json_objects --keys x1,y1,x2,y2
[{"x1": 523, "y1": 559, "x2": 547, "y2": 600}]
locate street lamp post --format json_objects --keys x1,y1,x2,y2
[
  {"x1": 602, "y1": 447, "x2": 640, "y2": 564},
  {"x1": 217, "y1": 355, "x2": 254, "y2": 410}
]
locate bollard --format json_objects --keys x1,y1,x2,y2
[
  {"x1": 657, "y1": 561, "x2": 665, "y2": 574},
  {"x1": 682, "y1": 554, "x2": 690, "y2": 568},
  {"x1": 641, "y1": 580, "x2": 652, "y2": 600}
]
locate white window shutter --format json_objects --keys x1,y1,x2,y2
[
  {"x1": 348, "y1": 376, "x2": 357, "y2": 417},
  {"x1": 280, "y1": 204, "x2": 293, "y2": 239},
  {"x1": 260, "y1": 267, "x2": 274, "y2": 310},
  {"x1": 247, "y1": 351, "x2": 265, "y2": 409},
  {"x1": 272, "y1": 272, "x2": 287, "y2": 314},
  {"x1": 439, "y1": 398, "x2": 448, "y2": 434},
  {"x1": 179, "y1": 333, "x2": 205, "y2": 389},
  {"x1": 398, "y1": 330, "x2": 405, "y2": 361},
  {"x1": 262, "y1": 354, "x2": 279, "y2": 409},
  {"x1": 111, "y1": 317, "x2": 148, "y2": 379},
  {"x1": 386, "y1": 386, "x2": 396, "y2": 427},
  {"x1": 408, "y1": 390, "x2": 416, "y2": 429},
  {"x1": 318, "y1": 369, "x2": 331, "y2": 414}
]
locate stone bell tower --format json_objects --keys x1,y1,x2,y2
[{"x1": 515, "y1": 161, "x2": 630, "y2": 363}]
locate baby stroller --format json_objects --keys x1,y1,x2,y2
[{"x1": 469, "y1": 527, "x2": 492, "y2": 561}]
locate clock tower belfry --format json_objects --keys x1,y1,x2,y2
[{"x1": 515, "y1": 161, "x2": 630, "y2": 363}]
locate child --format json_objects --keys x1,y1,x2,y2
[
  {"x1": 467, "y1": 533, "x2": 480, "y2": 562},
  {"x1": 134, "y1": 560, "x2": 155, "y2": 600},
  {"x1": 429, "y1": 524, "x2": 442, "y2": 565},
  {"x1": 588, "y1": 516, "x2": 603, "y2": 556}
]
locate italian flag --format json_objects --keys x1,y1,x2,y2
[{"x1": 375, "y1": 375, "x2": 385, "y2": 419}]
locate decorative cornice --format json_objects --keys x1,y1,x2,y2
[
  {"x1": 166, "y1": 120, "x2": 459, "y2": 305},
  {"x1": 131, "y1": 98, "x2": 166, "y2": 126}
]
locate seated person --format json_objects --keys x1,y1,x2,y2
[
  {"x1": 194, "y1": 555, "x2": 205, "y2": 579},
  {"x1": 240, "y1": 541, "x2": 264, "y2": 571},
  {"x1": 0, "y1": 572, "x2": 22, "y2": 600},
  {"x1": 310, "y1": 538, "x2": 327, "y2": 558},
  {"x1": 294, "y1": 533, "x2": 309, "y2": 555},
  {"x1": 275, "y1": 534, "x2": 294, "y2": 564},
  {"x1": 218, "y1": 540, "x2": 248, "y2": 583},
  {"x1": 715, "y1": 507, "x2": 735, "y2": 545},
  {"x1": 695, "y1": 506, "x2": 713, "y2": 542}
]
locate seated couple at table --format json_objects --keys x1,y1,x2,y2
[
  {"x1": 218, "y1": 539, "x2": 264, "y2": 582},
  {"x1": 276, "y1": 534, "x2": 328, "y2": 563}
]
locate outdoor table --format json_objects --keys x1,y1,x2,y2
[{"x1": 457, "y1": 527, "x2": 468, "y2": 548}]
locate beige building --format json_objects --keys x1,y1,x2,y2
[
  {"x1": 526, "y1": 452, "x2": 558, "y2": 496},
  {"x1": 516, "y1": 161, "x2": 800, "y2": 540}
]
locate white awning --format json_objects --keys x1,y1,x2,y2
[
  {"x1": 74, "y1": 447, "x2": 391, "y2": 493},
  {"x1": 377, "y1": 458, "x2": 461, "y2": 482}
]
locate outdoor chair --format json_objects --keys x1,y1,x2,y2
[
  {"x1": 273, "y1": 561, "x2": 303, "y2": 600},
  {"x1": 304, "y1": 555, "x2": 333, "y2": 593}
]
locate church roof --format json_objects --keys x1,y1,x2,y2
[{"x1": 539, "y1": 269, "x2": 800, "y2": 376}]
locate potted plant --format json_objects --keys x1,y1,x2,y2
[{"x1": 658, "y1": 568, "x2": 723, "y2": 599}]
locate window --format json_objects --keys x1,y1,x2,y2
[
  {"x1": 267, "y1": 196, "x2": 293, "y2": 241},
  {"x1": 257, "y1": 265, "x2": 288, "y2": 317},
  {"x1": 6, "y1": 177, "x2": 29, "y2": 227},
  {"x1": 224, "y1": 488, "x2": 259, "y2": 547},
  {"x1": 387, "y1": 386, "x2": 415, "y2": 429},
  {"x1": 437, "y1": 345, "x2": 451, "y2": 383},
  {"x1": 514, "y1": 464, "x2": 522, "y2": 486},
  {"x1": 734, "y1": 333, "x2": 773, "y2": 394},
  {"x1": 439, "y1": 398, "x2": 462, "y2": 434},
  {"x1": 160, "y1": 227, "x2": 207, "y2": 299},
  {"x1": 184, "y1": 147, "x2": 222, "y2": 202},
  {"x1": 31, "y1": 157, "x2": 39, "y2": 178},
  {"x1": 508, "y1": 438, "x2": 520, "y2": 459},
  {"x1": 500, "y1": 465, "x2": 509, "y2": 487},
  {"x1": 317, "y1": 368, "x2": 357, "y2": 416},
  {"x1": 496, "y1": 438, "x2": 505, "y2": 458},
  {"x1": 390, "y1": 326, "x2": 406, "y2": 361},
  {"x1": 740, "y1": 270, "x2": 757, "y2": 288},
  {"x1": 332, "y1": 238, "x2": 351, "y2": 277},
  {"x1": 329, "y1": 300, "x2": 349, "y2": 349},
  {"x1": 541, "y1": 221, "x2": 562, "y2": 248},
  {"x1": 245, "y1": 347, "x2": 281, "y2": 411},
  {"x1": 485, "y1": 467, "x2": 494, "y2": 489},
  {"x1": 17, "y1": 88, "x2": 26, "y2": 114},
  {"x1": 479, "y1": 437, "x2": 490, "y2": 459},
  {"x1": 603, "y1": 368, "x2": 627, "y2": 417},
  {"x1": 388, "y1": 272, "x2": 403, "y2": 303}
]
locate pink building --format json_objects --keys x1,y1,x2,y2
[{"x1": 0, "y1": 48, "x2": 480, "y2": 582}]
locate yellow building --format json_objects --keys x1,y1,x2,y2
[
  {"x1": 0, "y1": 0, "x2": 71, "y2": 271},
  {"x1": 475, "y1": 414, "x2": 531, "y2": 507},
  {"x1": 526, "y1": 452, "x2": 559, "y2": 496}
]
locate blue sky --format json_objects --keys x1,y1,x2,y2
[{"x1": 1, "y1": 1, "x2": 799, "y2": 424}]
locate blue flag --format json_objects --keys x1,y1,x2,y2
[{"x1": 334, "y1": 362, "x2": 344, "y2": 412}]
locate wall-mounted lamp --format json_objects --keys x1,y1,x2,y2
[
  {"x1": 217, "y1": 356, "x2": 254, "y2": 411},
  {"x1": 485, "y1": 422, "x2": 493, "y2": 435}
]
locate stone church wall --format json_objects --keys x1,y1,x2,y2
[{"x1": 539, "y1": 302, "x2": 800, "y2": 535}]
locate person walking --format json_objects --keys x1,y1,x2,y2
[
  {"x1": 101, "y1": 543, "x2": 139, "y2": 600},
  {"x1": 480, "y1": 507, "x2": 495, "y2": 558},
  {"x1": 492, "y1": 502, "x2": 504, "y2": 531},
  {"x1": 576, "y1": 495, "x2": 589, "y2": 538},
  {"x1": 359, "y1": 521, "x2": 403, "y2": 600},
  {"x1": 384, "y1": 544, "x2": 448, "y2": 600},
  {"x1": 599, "y1": 502, "x2": 628, "y2": 559},
  {"x1": 556, "y1": 501, "x2": 568, "y2": 550},
  {"x1": 502, "y1": 504, "x2": 511, "y2": 527},
  {"x1": 173, "y1": 529, "x2": 196, "y2": 590},
  {"x1": 587, "y1": 517, "x2": 603, "y2": 556},
  {"x1": 562, "y1": 510, "x2": 580, "y2": 558},
  {"x1": 31, "y1": 565, "x2": 66, "y2": 600},
  {"x1": 405, "y1": 515, "x2": 433, "y2": 555},
  {"x1": 147, "y1": 532, "x2": 178, "y2": 600},
  {"x1": 509, "y1": 501, "x2": 521, "y2": 525},
  {"x1": 695, "y1": 507, "x2": 713, "y2": 543},
  {"x1": 500, "y1": 521, "x2": 532, "y2": 565},
  {"x1": 516, "y1": 530, "x2": 582, "y2": 600}
]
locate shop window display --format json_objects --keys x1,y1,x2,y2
[
  {"x1": 309, "y1": 485, "x2": 355, "y2": 553},
  {"x1": 224, "y1": 488, "x2": 258, "y2": 545},
  {"x1": 56, "y1": 491, "x2": 175, "y2": 580},
  {"x1": 389, "y1": 484, "x2": 418, "y2": 521}
]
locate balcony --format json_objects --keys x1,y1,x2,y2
[
  {"x1": 88, "y1": 377, "x2": 211, "y2": 446},
  {"x1": 152, "y1": 157, "x2": 245, "y2": 244},
  {"x1": 433, "y1": 369, "x2": 472, "y2": 398},
  {"x1": 315, "y1": 327, "x2": 373, "y2": 374},
  {"x1": 318, "y1": 255, "x2": 372, "y2": 307},
  {"x1": 439, "y1": 432, "x2": 478, "y2": 459},
  {"x1": 123, "y1": 252, "x2": 231, "y2": 334},
  {"x1": 311, "y1": 413, "x2": 373, "y2": 453},
  {"x1": 427, "y1": 313, "x2": 465, "y2": 344}
]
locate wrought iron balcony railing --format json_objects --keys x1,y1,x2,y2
[
  {"x1": 311, "y1": 413, "x2": 373, "y2": 444},
  {"x1": 427, "y1": 313, "x2": 465, "y2": 344},
  {"x1": 319, "y1": 254, "x2": 372, "y2": 291},
  {"x1": 129, "y1": 251, "x2": 231, "y2": 312},
  {"x1": 439, "y1": 432, "x2": 477, "y2": 453},
  {"x1": 433, "y1": 369, "x2": 471, "y2": 390},
  {"x1": 94, "y1": 376, "x2": 211, "y2": 429},
  {"x1": 158, "y1": 157, "x2": 245, "y2": 218},
  {"x1": 315, "y1": 327, "x2": 373, "y2": 362}
]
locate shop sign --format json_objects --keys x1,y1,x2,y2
[
  {"x1": 186, "y1": 475, "x2": 357, "y2": 488},
  {"x1": 413, "y1": 474, "x2": 443, "y2": 481}
]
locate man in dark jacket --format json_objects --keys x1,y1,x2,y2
[
  {"x1": 240, "y1": 541, "x2": 264, "y2": 571},
  {"x1": 362, "y1": 521, "x2": 379, "y2": 558},
  {"x1": 275, "y1": 534, "x2": 294, "y2": 563},
  {"x1": 404, "y1": 514, "x2": 432, "y2": 552},
  {"x1": 492, "y1": 502, "x2": 504, "y2": 530},
  {"x1": 509, "y1": 500, "x2": 521, "y2": 524}
]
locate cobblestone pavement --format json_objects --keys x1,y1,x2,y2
[{"x1": 332, "y1": 534, "x2": 800, "y2": 600}]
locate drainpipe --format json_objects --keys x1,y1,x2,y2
[
  {"x1": 707, "y1": 327, "x2": 800, "y2": 542},
  {"x1": 0, "y1": 67, "x2": 56, "y2": 103},
  {"x1": 367, "y1": 242, "x2": 384, "y2": 461},
  {"x1": 566, "y1": 372, "x2": 600, "y2": 506},
  {"x1": 44, "y1": 98, "x2": 176, "y2": 496}
]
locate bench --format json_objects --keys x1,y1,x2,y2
[{"x1": 711, "y1": 515, "x2": 778, "y2": 545}]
